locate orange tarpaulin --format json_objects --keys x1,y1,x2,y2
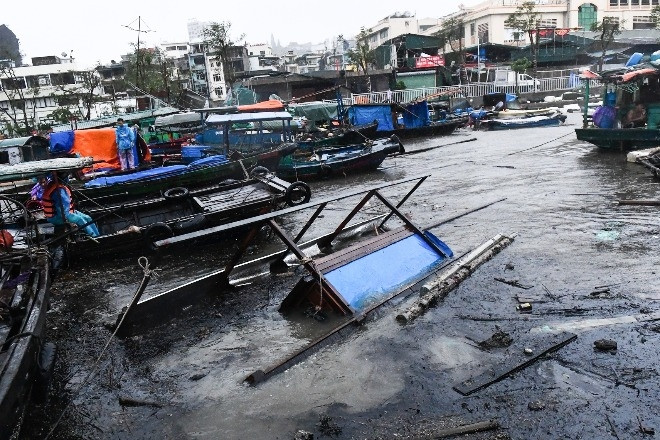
[
  {"x1": 70, "y1": 128, "x2": 151, "y2": 171},
  {"x1": 622, "y1": 68, "x2": 659, "y2": 83},
  {"x1": 238, "y1": 100, "x2": 284, "y2": 112}
]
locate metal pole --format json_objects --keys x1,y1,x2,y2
[{"x1": 583, "y1": 79, "x2": 590, "y2": 129}]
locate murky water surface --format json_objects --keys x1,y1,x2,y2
[{"x1": 25, "y1": 113, "x2": 660, "y2": 439}]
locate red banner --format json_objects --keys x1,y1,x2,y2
[{"x1": 415, "y1": 55, "x2": 444, "y2": 68}]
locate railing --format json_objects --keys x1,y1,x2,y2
[{"x1": 344, "y1": 74, "x2": 601, "y2": 105}]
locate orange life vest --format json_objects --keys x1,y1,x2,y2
[{"x1": 41, "y1": 184, "x2": 74, "y2": 218}]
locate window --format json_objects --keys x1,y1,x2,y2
[
  {"x1": 633, "y1": 15, "x2": 654, "y2": 28},
  {"x1": 177, "y1": 46, "x2": 187, "y2": 50},
  {"x1": 470, "y1": 23, "x2": 475, "y2": 36},
  {"x1": 642, "y1": 0, "x2": 649, "y2": 5},
  {"x1": 478, "y1": 23, "x2": 489, "y2": 43},
  {"x1": 610, "y1": 0, "x2": 617, "y2": 5},
  {"x1": 214, "y1": 87, "x2": 224, "y2": 97},
  {"x1": 538, "y1": 18, "x2": 558, "y2": 28},
  {"x1": 212, "y1": 74, "x2": 223, "y2": 82},
  {"x1": 166, "y1": 46, "x2": 176, "y2": 51},
  {"x1": 632, "y1": 0, "x2": 639, "y2": 5},
  {"x1": 379, "y1": 29, "x2": 388, "y2": 40},
  {"x1": 579, "y1": 3, "x2": 598, "y2": 29},
  {"x1": 56, "y1": 95, "x2": 79, "y2": 106}
]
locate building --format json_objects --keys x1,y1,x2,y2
[
  {"x1": 0, "y1": 55, "x2": 103, "y2": 133},
  {"x1": 435, "y1": 0, "x2": 660, "y2": 50},
  {"x1": 362, "y1": 12, "x2": 441, "y2": 50},
  {"x1": 247, "y1": 43, "x2": 280, "y2": 71},
  {"x1": 187, "y1": 18, "x2": 211, "y2": 43}
]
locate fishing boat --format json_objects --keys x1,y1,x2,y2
[
  {"x1": 276, "y1": 136, "x2": 402, "y2": 180},
  {"x1": 479, "y1": 112, "x2": 567, "y2": 130},
  {"x1": 574, "y1": 64, "x2": 660, "y2": 150},
  {"x1": 347, "y1": 101, "x2": 467, "y2": 140},
  {"x1": 58, "y1": 171, "x2": 311, "y2": 258},
  {"x1": 0, "y1": 250, "x2": 52, "y2": 439}
]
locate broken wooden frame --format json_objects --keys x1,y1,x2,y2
[{"x1": 117, "y1": 174, "x2": 434, "y2": 335}]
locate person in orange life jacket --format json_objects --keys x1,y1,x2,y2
[
  {"x1": 42, "y1": 177, "x2": 100, "y2": 237},
  {"x1": 115, "y1": 118, "x2": 136, "y2": 170}
]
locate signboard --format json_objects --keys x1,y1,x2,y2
[{"x1": 415, "y1": 55, "x2": 444, "y2": 68}]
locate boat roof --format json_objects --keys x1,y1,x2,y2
[
  {"x1": 154, "y1": 112, "x2": 202, "y2": 127},
  {"x1": 206, "y1": 111, "x2": 293, "y2": 124},
  {"x1": 0, "y1": 136, "x2": 49, "y2": 149},
  {"x1": 0, "y1": 157, "x2": 93, "y2": 182}
]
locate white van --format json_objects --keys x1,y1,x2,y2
[{"x1": 494, "y1": 70, "x2": 540, "y2": 88}]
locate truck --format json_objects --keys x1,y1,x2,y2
[{"x1": 493, "y1": 70, "x2": 540, "y2": 88}]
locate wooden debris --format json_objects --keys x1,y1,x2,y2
[
  {"x1": 617, "y1": 199, "x2": 660, "y2": 206},
  {"x1": 594, "y1": 339, "x2": 617, "y2": 352},
  {"x1": 494, "y1": 277, "x2": 533, "y2": 289},
  {"x1": 452, "y1": 331, "x2": 577, "y2": 396},
  {"x1": 412, "y1": 419, "x2": 500, "y2": 440},
  {"x1": 397, "y1": 234, "x2": 516, "y2": 324},
  {"x1": 118, "y1": 395, "x2": 163, "y2": 408},
  {"x1": 637, "y1": 416, "x2": 656, "y2": 435}
]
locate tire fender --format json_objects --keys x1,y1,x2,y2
[
  {"x1": 163, "y1": 187, "x2": 189, "y2": 200},
  {"x1": 285, "y1": 181, "x2": 311, "y2": 206}
]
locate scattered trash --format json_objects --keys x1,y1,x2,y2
[
  {"x1": 524, "y1": 348, "x2": 533, "y2": 356},
  {"x1": 595, "y1": 229, "x2": 620, "y2": 241},
  {"x1": 419, "y1": 420, "x2": 500, "y2": 438},
  {"x1": 516, "y1": 303, "x2": 532, "y2": 313},
  {"x1": 594, "y1": 339, "x2": 618, "y2": 352},
  {"x1": 118, "y1": 395, "x2": 163, "y2": 408},
  {"x1": 504, "y1": 262, "x2": 515, "y2": 271},
  {"x1": 294, "y1": 430, "x2": 314, "y2": 440},
  {"x1": 590, "y1": 288, "x2": 610, "y2": 297},
  {"x1": 479, "y1": 328, "x2": 513, "y2": 349},
  {"x1": 528, "y1": 400, "x2": 546, "y2": 411},
  {"x1": 189, "y1": 372, "x2": 207, "y2": 381}
]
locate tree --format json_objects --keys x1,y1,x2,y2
[
  {"x1": 435, "y1": 18, "x2": 465, "y2": 65},
  {"x1": 47, "y1": 107, "x2": 77, "y2": 125},
  {"x1": 0, "y1": 63, "x2": 34, "y2": 135},
  {"x1": 651, "y1": 6, "x2": 660, "y2": 27},
  {"x1": 347, "y1": 29, "x2": 376, "y2": 75},
  {"x1": 123, "y1": 46, "x2": 181, "y2": 105},
  {"x1": 203, "y1": 21, "x2": 245, "y2": 95},
  {"x1": 591, "y1": 17, "x2": 623, "y2": 72},
  {"x1": 505, "y1": 1, "x2": 541, "y2": 79},
  {"x1": 511, "y1": 57, "x2": 532, "y2": 93}
]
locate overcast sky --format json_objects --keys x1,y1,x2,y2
[{"x1": 3, "y1": 0, "x2": 483, "y2": 68}]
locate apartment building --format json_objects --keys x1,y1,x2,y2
[
  {"x1": 362, "y1": 12, "x2": 441, "y2": 50},
  {"x1": 0, "y1": 55, "x2": 103, "y2": 131}
]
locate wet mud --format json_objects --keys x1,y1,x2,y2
[{"x1": 22, "y1": 112, "x2": 660, "y2": 439}]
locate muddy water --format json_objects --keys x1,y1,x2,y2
[{"x1": 25, "y1": 112, "x2": 660, "y2": 439}]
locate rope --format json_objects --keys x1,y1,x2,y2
[
  {"x1": 44, "y1": 257, "x2": 156, "y2": 440},
  {"x1": 505, "y1": 131, "x2": 573, "y2": 156}
]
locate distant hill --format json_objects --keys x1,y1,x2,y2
[{"x1": 0, "y1": 25, "x2": 21, "y2": 65}]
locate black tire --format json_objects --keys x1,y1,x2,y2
[
  {"x1": 143, "y1": 222, "x2": 174, "y2": 251},
  {"x1": 250, "y1": 166, "x2": 270, "y2": 178},
  {"x1": 285, "y1": 181, "x2": 311, "y2": 206},
  {"x1": 33, "y1": 342, "x2": 57, "y2": 404},
  {"x1": 163, "y1": 187, "x2": 189, "y2": 200}
]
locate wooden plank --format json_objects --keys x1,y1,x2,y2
[
  {"x1": 315, "y1": 228, "x2": 413, "y2": 273},
  {"x1": 452, "y1": 331, "x2": 577, "y2": 396}
]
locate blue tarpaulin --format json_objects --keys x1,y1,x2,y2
[
  {"x1": 402, "y1": 101, "x2": 430, "y2": 128},
  {"x1": 347, "y1": 105, "x2": 394, "y2": 132},
  {"x1": 49, "y1": 131, "x2": 74, "y2": 154},
  {"x1": 324, "y1": 231, "x2": 452, "y2": 311}
]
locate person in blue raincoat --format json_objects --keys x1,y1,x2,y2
[
  {"x1": 41, "y1": 176, "x2": 100, "y2": 237},
  {"x1": 115, "y1": 118, "x2": 136, "y2": 170}
]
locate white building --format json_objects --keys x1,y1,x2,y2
[
  {"x1": 0, "y1": 56, "x2": 103, "y2": 132},
  {"x1": 187, "y1": 19, "x2": 211, "y2": 43},
  {"x1": 433, "y1": 0, "x2": 660, "y2": 49},
  {"x1": 362, "y1": 12, "x2": 441, "y2": 49}
]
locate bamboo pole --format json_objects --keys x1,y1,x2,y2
[{"x1": 396, "y1": 233, "x2": 516, "y2": 324}]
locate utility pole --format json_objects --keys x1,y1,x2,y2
[{"x1": 123, "y1": 17, "x2": 153, "y2": 91}]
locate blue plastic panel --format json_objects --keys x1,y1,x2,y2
[{"x1": 324, "y1": 232, "x2": 452, "y2": 311}]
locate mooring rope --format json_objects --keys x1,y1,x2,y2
[{"x1": 44, "y1": 257, "x2": 157, "y2": 440}]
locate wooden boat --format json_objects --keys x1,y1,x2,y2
[
  {"x1": 0, "y1": 250, "x2": 52, "y2": 439},
  {"x1": 56, "y1": 172, "x2": 311, "y2": 258},
  {"x1": 295, "y1": 122, "x2": 379, "y2": 148},
  {"x1": 347, "y1": 102, "x2": 466, "y2": 140},
  {"x1": 575, "y1": 127, "x2": 660, "y2": 150},
  {"x1": 480, "y1": 113, "x2": 567, "y2": 130},
  {"x1": 276, "y1": 137, "x2": 402, "y2": 180},
  {"x1": 574, "y1": 65, "x2": 660, "y2": 150}
]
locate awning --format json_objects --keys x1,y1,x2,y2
[
  {"x1": 580, "y1": 70, "x2": 601, "y2": 79},
  {"x1": 206, "y1": 111, "x2": 292, "y2": 125}
]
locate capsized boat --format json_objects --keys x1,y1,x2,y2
[{"x1": 479, "y1": 112, "x2": 567, "y2": 130}]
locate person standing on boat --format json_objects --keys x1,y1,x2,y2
[
  {"x1": 115, "y1": 118, "x2": 136, "y2": 170},
  {"x1": 42, "y1": 176, "x2": 100, "y2": 237}
]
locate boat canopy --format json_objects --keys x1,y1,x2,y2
[
  {"x1": 237, "y1": 100, "x2": 285, "y2": 112},
  {"x1": 0, "y1": 157, "x2": 93, "y2": 182},
  {"x1": 0, "y1": 136, "x2": 49, "y2": 149},
  {"x1": 154, "y1": 112, "x2": 202, "y2": 128},
  {"x1": 347, "y1": 104, "x2": 395, "y2": 132},
  {"x1": 206, "y1": 111, "x2": 293, "y2": 125}
]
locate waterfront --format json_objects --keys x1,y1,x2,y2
[{"x1": 25, "y1": 112, "x2": 660, "y2": 439}]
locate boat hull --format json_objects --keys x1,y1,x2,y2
[{"x1": 575, "y1": 128, "x2": 660, "y2": 150}]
